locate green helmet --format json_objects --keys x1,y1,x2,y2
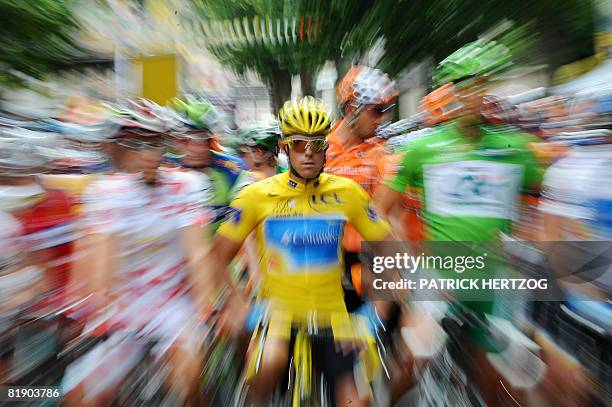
[
  {"x1": 241, "y1": 124, "x2": 281, "y2": 155},
  {"x1": 432, "y1": 40, "x2": 512, "y2": 88},
  {"x1": 223, "y1": 136, "x2": 246, "y2": 155},
  {"x1": 171, "y1": 96, "x2": 220, "y2": 131}
]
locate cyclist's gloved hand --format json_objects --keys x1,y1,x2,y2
[{"x1": 355, "y1": 302, "x2": 386, "y2": 335}]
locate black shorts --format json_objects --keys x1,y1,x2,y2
[{"x1": 288, "y1": 327, "x2": 356, "y2": 387}]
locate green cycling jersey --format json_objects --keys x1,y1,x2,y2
[
  {"x1": 389, "y1": 121, "x2": 543, "y2": 325},
  {"x1": 389, "y1": 121, "x2": 542, "y2": 242}
]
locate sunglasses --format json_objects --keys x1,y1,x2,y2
[
  {"x1": 282, "y1": 136, "x2": 328, "y2": 153},
  {"x1": 356, "y1": 104, "x2": 394, "y2": 118},
  {"x1": 176, "y1": 131, "x2": 213, "y2": 143}
]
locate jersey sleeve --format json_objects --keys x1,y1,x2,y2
[
  {"x1": 346, "y1": 182, "x2": 391, "y2": 241},
  {"x1": 376, "y1": 152, "x2": 401, "y2": 188},
  {"x1": 386, "y1": 145, "x2": 418, "y2": 193},
  {"x1": 521, "y1": 143, "x2": 544, "y2": 193},
  {"x1": 505, "y1": 131, "x2": 543, "y2": 193},
  {"x1": 80, "y1": 181, "x2": 122, "y2": 235},
  {"x1": 230, "y1": 171, "x2": 257, "y2": 200},
  {"x1": 175, "y1": 172, "x2": 213, "y2": 229},
  {"x1": 217, "y1": 184, "x2": 260, "y2": 243}
]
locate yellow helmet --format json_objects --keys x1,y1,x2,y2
[{"x1": 278, "y1": 96, "x2": 331, "y2": 137}]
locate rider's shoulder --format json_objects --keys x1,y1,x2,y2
[
  {"x1": 159, "y1": 167, "x2": 213, "y2": 193},
  {"x1": 85, "y1": 173, "x2": 132, "y2": 193},
  {"x1": 234, "y1": 172, "x2": 281, "y2": 198},
  {"x1": 211, "y1": 150, "x2": 246, "y2": 174},
  {"x1": 319, "y1": 173, "x2": 364, "y2": 193},
  {"x1": 258, "y1": 171, "x2": 287, "y2": 189},
  {"x1": 481, "y1": 124, "x2": 539, "y2": 150},
  {"x1": 161, "y1": 166, "x2": 202, "y2": 182},
  {"x1": 39, "y1": 173, "x2": 91, "y2": 192},
  {"x1": 403, "y1": 124, "x2": 453, "y2": 150},
  {"x1": 80, "y1": 174, "x2": 135, "y2": 207}
]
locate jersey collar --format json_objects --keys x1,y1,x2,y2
[{"x1": 281, "y1": 170, "x2": 321, "y2": 192}]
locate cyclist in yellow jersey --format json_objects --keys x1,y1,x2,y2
[{"x1": 203, "y1": 97, "x2": 392, "y2": 406}]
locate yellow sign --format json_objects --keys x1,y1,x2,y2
[{"x1": 136, "y1": 55, "x2": 177, "y2": 105}]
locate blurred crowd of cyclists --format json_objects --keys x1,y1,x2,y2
[{"x1": 0, "y1": 39, "x2": 610, "y2": 406}]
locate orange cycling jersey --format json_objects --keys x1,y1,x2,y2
[
  {"x1": 325, "y1": 121, "x2": 392, "y2": 196},
  {"x1": 325, "y1": 120, "x2": 397, "y2": 251}
]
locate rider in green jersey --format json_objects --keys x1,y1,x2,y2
[
  {"x1": 169, "y1": 96, "x2": 255, "y2": 233},
  {"x1": 375, "y1": 41, "x2": 544, "y2": 405}
]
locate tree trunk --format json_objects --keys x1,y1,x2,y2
[
  {"x1": 269, "y1": 62, "x2": 292, "y2": 112},
  {"x1": 334, "y1": 56, "x2": 352, "y2": 88},
  {"x1": 300, "y1": 66, "x2": 316, "y2": 97}
]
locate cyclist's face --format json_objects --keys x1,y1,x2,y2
[
  {"x1": 239, "y1": 146, "x2": 269, "y2": 170},
  {"x1": 177, "y1": 138, "x2": 211, "y2": 168},
  {"x1": 115, "y1": 136, "x2": 165, "y2": 183},
  {"x1": 349, "y1": 105, "x2": 389, "y2": 139},
  {"x1": 285, "y1": 136, "x2": 326, "y2": 179},
  {"x1": 456, "y1": 78, "x2": 487, "y2": 122}
]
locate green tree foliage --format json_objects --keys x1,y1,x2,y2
[
  {"x1": 191, "y1": 0, "x2": 594, "y2": 109},
  {"x1": 191, "y1": 0, "x2": 374, "y2": 110},
  {"x1": 0, "y1": 0, "x2": 85, "y2": 88},
  {"x1": 364, "y1": 0, "x2": 594, "y2": 77}
]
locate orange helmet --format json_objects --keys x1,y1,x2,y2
[
  {"x1": 337, "y1": 66, "x2": 398, "y2": 111},
  {"x1": 420, "y1": 83, "x2": 463, "y2": 126}
]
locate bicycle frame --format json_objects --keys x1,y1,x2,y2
[{"x1": 240, "y1": 309, "x2": 381, "y2": 407}]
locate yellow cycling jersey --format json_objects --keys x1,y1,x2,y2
[{"x1": 218, "y1": 171, "x2": 390, "y2": 322}]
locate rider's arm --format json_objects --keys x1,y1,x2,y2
[
  {"x1": 244, "y1": 234, "x2": 261, "y2": 284},
  {"x1": 200, "y1": 184, "x2": 260, "y2": 312},
  {"x1": 232, "y1": 172, "x2": 261, "y2": 287},
  {"x1": 374, "y1": 146, "x2": 416, "y2": 220},
  {"x1": 81, "y1": 233, "x2": 119, "y2": 310},
  {"x1": 173, "y1": 172, "x2": 224, "y2": 317},
  {"x1": 197, "y1": 234, "x2": 244, "y2": 311},
  {"x1": 375, "y1": 185, "x2": 403, "y2": 225},
  {"x1": 346, "y1": 184, "x2": 398, "y2": 319},
  {"x1": 176, "y1": 172, "x2": 214, "y2": 265},
  {"x1": 373, "y1": 153, "x2": 406, "y2": 239},
  {"x1": 346, "y1": 182, "x2": 392, "y2": 241},
  {"x1": 522, "y1": 140, "x2": 544, "y2": 194},
  {"x1": 535, "y1": 156, "x2": 563, "y2": 242},
  {"x1": 75, "y1": 181, "x2": 122, "y2": 311}
]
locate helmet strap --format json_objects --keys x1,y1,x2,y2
[{"x1": 346, "y1": 103, "x2": 364, "y2": 128}]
